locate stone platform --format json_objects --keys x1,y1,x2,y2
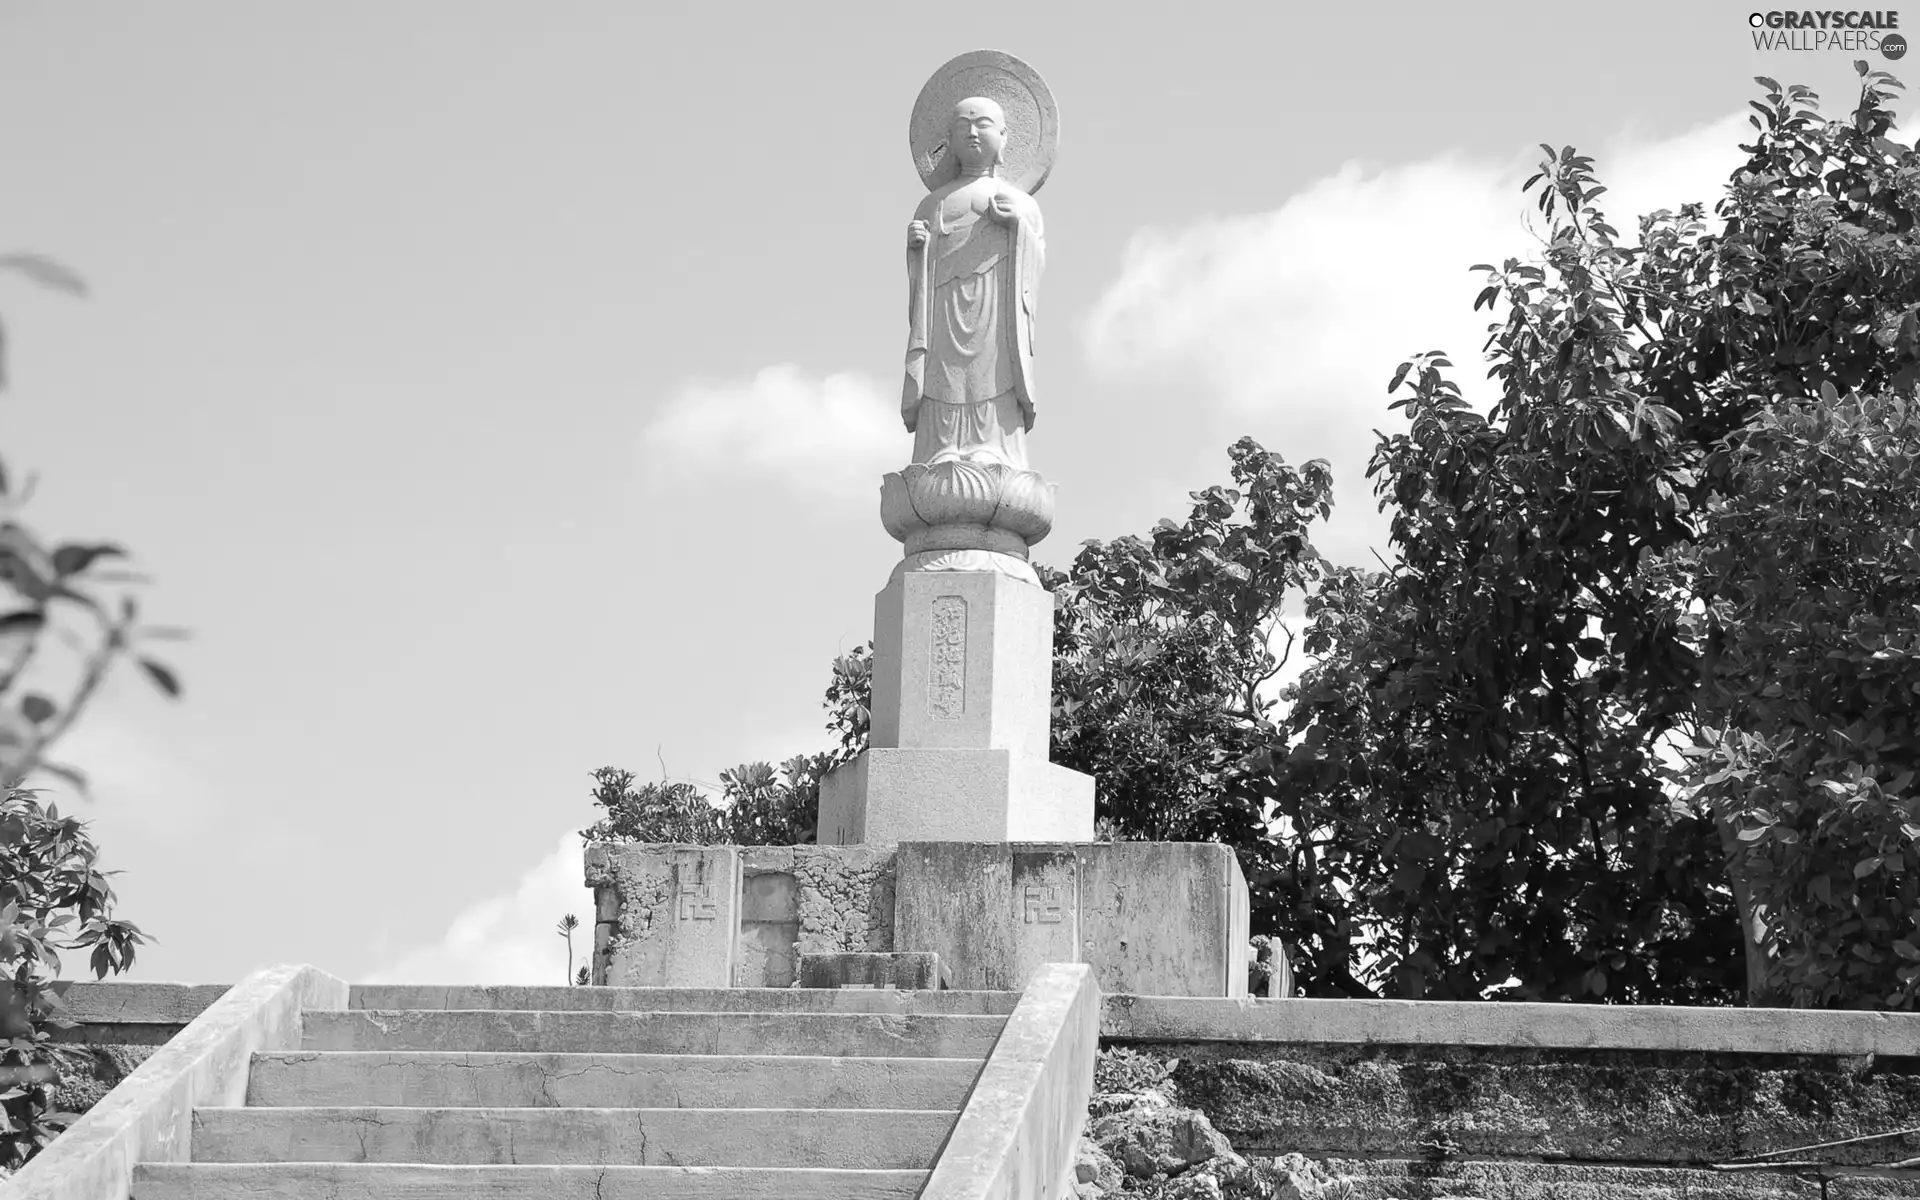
[{"x1": 586, "y1": 840, "x2": 1250, "y2": 997}]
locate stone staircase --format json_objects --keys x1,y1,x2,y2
[{"x1": 127, "y1": 984, "x2": 1021, "y2": 1199}]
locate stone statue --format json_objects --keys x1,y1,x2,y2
[
  {"x1": 881, "y1": 51, "x2": 1060, "y2": 586},
  {"x1": 902, "y1": 95, "x2": 1044, "y2": 471}
]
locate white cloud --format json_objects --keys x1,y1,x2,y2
[
  {"x1": 365, "y1": 724, "x2": 838, "y2": 988},
  {"x1": 639, "y1": 364, "x2": 899, "y2": 501},
  {"x1": 362, "y1": 828, "x2": 595, "y2": 986},
  {"x1": 1084, "y1": 114, "x2": 1752, "y2": 409},
  {"x1": 24, "y1": 699, "x2": 212, "y2": 826},
  {"x1": 1081, "y1": 114, "x2": 1753, "y2": 567}
]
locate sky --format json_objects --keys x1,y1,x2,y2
[{"x1": 0, "y1": 1, "x2": 1906, "y2": 986}]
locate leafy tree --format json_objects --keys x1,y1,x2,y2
[
  {"x1": 582, "y1": 649, "x2": 871, "y2": 847},
  {"x1": 1045, "y1": 438, "x2": 1334, "y2": 953},
  {"x1": 0, "y1": 789, "x2": 144, "y2": 1168},
  {"x1": 1047, "y1": 438, "x2": 1330, "y2": 847},
  {"x1": 713, "y1": 754, "x2": 833, "y2": 846},
  {"x1": 1271, "y1": 63, "x2": 1920, "y2": 1004},
  {"x1": 1677, "y1": 387, "x2": 1920, "y2": 1009},
  {"x1": 822, "y1": 644, "x2": 871, "y2": 762},
  {"x1": 578, "y1": 767, "x2": 724, "y2": 845}
]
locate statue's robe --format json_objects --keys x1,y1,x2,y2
[{"x1": 903, "y1": 175, "x2": 1043, "y2": 470}]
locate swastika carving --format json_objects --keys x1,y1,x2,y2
[
  {"x1": 1022, "y1": 885, "x2": 1063, "y2": 924},
  {"x1": 677, "y1": 884, "x2": 717, "y2": 920}
]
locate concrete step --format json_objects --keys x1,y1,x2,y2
[
  {"x1": 133, "y1": 1162, "x2": 926, "y2": 1199},
  {"x1": 190, "y1": 1105, "x2": 955, "y2": 1169},
  {"x1": 302, "y1": 1009, "x2": 1004, "y2": 1058},
  {"x1": 247, "y1": 1050, "x2": 982, "y2": 1110},
  {"x1": 350, "y1": 984, "x2": 1019, "y2": 1015}
]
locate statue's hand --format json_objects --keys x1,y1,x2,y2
[
  {"x1": 907, "y1": 220, "x2": 931, "y2": 249},
  {"x1": 987, "y1": 192, "x2": 1019, "y2": 225}
]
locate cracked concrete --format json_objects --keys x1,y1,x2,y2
[
  {"x1": 133, "y1": 1164, "x2": 931, "y2": 1198},
  {"x1": 110, "y1": 980, "x2": 1009, "y2": 1200},
  {"x1": 299, "y1": 1009, "x2": 1004, "y2": 1059},
  {"x1": 189, "y1": 1104, "x2": 958, "y2": 1170}
]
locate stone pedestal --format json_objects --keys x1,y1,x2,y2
[
  {"x1": 818, "y1": 568, "x2": 1095, "y2": 845},
  {"x1": 818, "y1": 749, "x2": 1093, "y2": 845},
  {"x1": 587, "y1": 841, "x2": 1250, "y2": 997},
  {"x1": 871, "y1": 568, "x2": 1054, "y2": 756}
]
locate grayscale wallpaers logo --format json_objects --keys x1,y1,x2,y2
[{"x1": 1748, "y1": 10, "x2": 1906, "y2": 58}]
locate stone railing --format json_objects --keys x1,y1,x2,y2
[
  {"x1": 921, "y1": 961, "x2": 1099, "y2": 1200},
  {"x1": 6, "y1": 964, "x2": 346, "y2": 1200},
  {"x1": 1099, "y1": 993, "x2": 1920, "y2": 1054}
]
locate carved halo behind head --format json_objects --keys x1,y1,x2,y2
[{"x1": 909, "y1": 49, "x2": 1059, "y2": 194}]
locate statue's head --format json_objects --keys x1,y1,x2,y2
[{"x1": 948, "y1": 97, "x2": 1007, "y2": 175}]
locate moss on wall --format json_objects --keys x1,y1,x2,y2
[{"x1": 1111, "y1": 1041, "x2": 1920, "y2": 1167}]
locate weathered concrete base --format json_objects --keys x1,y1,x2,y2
[
  {"x1": 896, "y1": 841, "x2": 1250, "y2": 995},
  {"x1": 816, "y1": 747, "x2": 1094, "y2": 845},
  {"x1": 588, "y1": 845, "x2": 895, "y2": 988},
  {"x1": 585, "y1": 844, "x2": 738, "y2": 988},
  {"x1": 799, "y1": 952, "x2": 943, "y2": 990},
  {"x1": 736, "y1": 845, "x2": 896, "y2": 987},
  {"x1": 590, "y1": 841, "x2": 1250, "y2": 997}
]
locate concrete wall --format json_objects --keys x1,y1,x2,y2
[{"x1": 1099, "y1": 996, "x2": 1920, "y2": 1195}]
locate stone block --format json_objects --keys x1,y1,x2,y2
[
  {"x1": 817, "y1": 748, "x2": 1094, "y2": 845},
  {"x1": 1077, "y1": 842, "x2": 1248, "y2": 998},
  {"x1": 894, "y1": 842, "x2": 1250, "y2": 996},
  {"x1": 736, "y1": 868, "x2": 799, "y2": 989},
  {"x1": 894, "y1": 842, "x2": 1084, "y2": 991},
  {"x1": 797, "y1": 952, "x2": 942, "y2": 990},
  {"x1": 736, "y1": 846, "x2": 896, "y2": 987},
  {"x1": 584, "y1": 844, "x2": 738, "y2": 988},
  {"x1": 870, "y1": 569, "x2": 1055, "y2": 759}
]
